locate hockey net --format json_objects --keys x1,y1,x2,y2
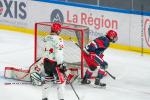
[{"x1": 34, "y1": 22, "x2": 89, "y2": 78}]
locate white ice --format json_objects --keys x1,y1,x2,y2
[{"x1": 0, "y1": 30, "x2": 150, "y2": 100}]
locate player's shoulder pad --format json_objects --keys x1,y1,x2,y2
[{"x1": 97, "y1": 36, "x2": 106, "y2": 40}]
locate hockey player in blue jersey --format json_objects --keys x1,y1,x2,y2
[{"x1": 81, "y1": 30, "x2": 118, "y2": 87}]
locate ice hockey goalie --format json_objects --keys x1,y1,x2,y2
[{"x1": 4, "y1": 23, "x2": 65, "y2": 84}]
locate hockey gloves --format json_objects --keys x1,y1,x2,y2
[
  {"x1": 59, "y1": 63, "x2": 67, "y2": 74},
  {"x1": 100, "y1": 61, "x2": 108, "y2": 70}
]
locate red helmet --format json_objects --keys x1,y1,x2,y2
[
  {"x1": 51, "y1": 23, "x2": 62, "y2": 33},
  {"x1": 106, "y1": 30, "x2": 118, "y2": 43}
]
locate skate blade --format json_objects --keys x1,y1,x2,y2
[{"x1": 92, "y1": 84, "x2": 106, "y2": 89}]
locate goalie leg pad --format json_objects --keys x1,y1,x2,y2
[
  {"x1": 66, "y1": 73, "x2": 78, "y2": 84},
  {"x1": 55, "y1": 67, "x2": 65, "y2": 84},
  {"x1": 4, "y1": 67, "x2": 31, "y2": 81}
]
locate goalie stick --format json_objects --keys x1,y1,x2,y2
[
  {"x1": 69, "y1": 37, "x2": 116, "y2": 80},
  {"x1": 19, "y1": 57, "x2": 42, "y2": 80},
  {"x1": 4, "y1": 82, "x2": 31, "y2": 85}
]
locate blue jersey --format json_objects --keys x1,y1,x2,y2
[{"x1": 85, "y1": 36, "x2": 110, "y2": 56}]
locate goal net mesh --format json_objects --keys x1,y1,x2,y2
[{"x1": 34, "y1": 22, "x2": 89, "y2": 78}]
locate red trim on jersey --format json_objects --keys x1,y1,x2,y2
[
  {"x1": 95, "y1": 39, "x2": 105, "y2": 48},
  {"x1": 83, "y1": 51, "x2": 99, "y2": 68},
  {"x1": 49, "y1": 48, "x2": 54, "y2": 53}
]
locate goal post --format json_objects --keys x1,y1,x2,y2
[{"x1": 34, "y1": 22, "x2": 89, "y2": 78}]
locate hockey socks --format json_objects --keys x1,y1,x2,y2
[{"x1": 81, "y1": 69, "x2": 93, "y2": 84}]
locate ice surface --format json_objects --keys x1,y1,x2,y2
[{"x1": 0, "y1": 30, "x2": 150, "y2": 100}]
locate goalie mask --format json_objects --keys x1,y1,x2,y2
[
  {"x1": 51, "y1": 23, "x2": 62, "y2": 35},
  {"x1": 106, "y1": 30, "x2": 118, "y2": 43}
]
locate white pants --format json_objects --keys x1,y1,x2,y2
[{"x1": 42, "y1": 82, "x2": 65, "y2": 100}]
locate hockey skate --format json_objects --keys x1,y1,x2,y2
[
  {"x1": 81, "y1": 78, "x2": 91, "y2": 84},
  {"x1": 42, "y1": 98, "x2": 48, "y2": 100},
  {"x1": 94, "y1": 78, "x2": 106, "y2": 88}
]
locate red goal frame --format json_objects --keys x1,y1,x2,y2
[{"x1": 34, "y1": 22, "x2": 89, "y2": 78}]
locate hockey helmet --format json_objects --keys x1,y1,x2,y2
[
  {"x1": 106, "y1": 30, "x2": 118, "y2": 43},
  {"x1": 51, "y1": 23, "x2": 62, "y2": 34}
]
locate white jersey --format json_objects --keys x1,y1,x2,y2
[
  {"x1": 43, "y1": 34, "x2": 64, "y2": 64},
  {"x1": 30, "y1": 34, "x2": 64, "y2": 76}
]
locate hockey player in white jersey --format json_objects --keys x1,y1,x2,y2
[{"x1": 30, "y1": 22, "x2": 66, "y2": 100}]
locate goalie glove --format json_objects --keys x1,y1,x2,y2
[
  {"x1": 100, "y1": 61, "x2": 108, "y2": 70},
  {"x1": 30, "y1": 72, "x2": 45, "y2": 86}
]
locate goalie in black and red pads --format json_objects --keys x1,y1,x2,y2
[
  {"x1": 4, "y1": 23, "x2": 67, "y2": 100},
  {"x1": 81, "y1": 30, "x2": 118, "y2": 87}
]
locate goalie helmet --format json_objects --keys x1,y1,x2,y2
[
  {"x1": 51, "y1": 22, "x2": 62, "y2": 34},
  {"x1": 106, "y1": 30, "x2": 118, "y2": 43}
]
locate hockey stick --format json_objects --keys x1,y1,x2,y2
[
  {"x1": 29, "y1": 57, "x2": 42, "y2": 71},
  {"x1": 105, "y1": 71, "x2": 116, "y2": 80},
  {"x1": 69, "y1": 37, "x2": 116, "y2": 80},
  {"x1": 4, "y1": 82, "x2": 31, "y2": 85},
  {"x1": 69, "y1": 37, "x2": 80, "y2": 48},
  {"x1": 4, "y1": 77, "x2": 54, "y2": 85},
  {"x1": 63, "y1": 73, "x2": 80, "y2": 100}
]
